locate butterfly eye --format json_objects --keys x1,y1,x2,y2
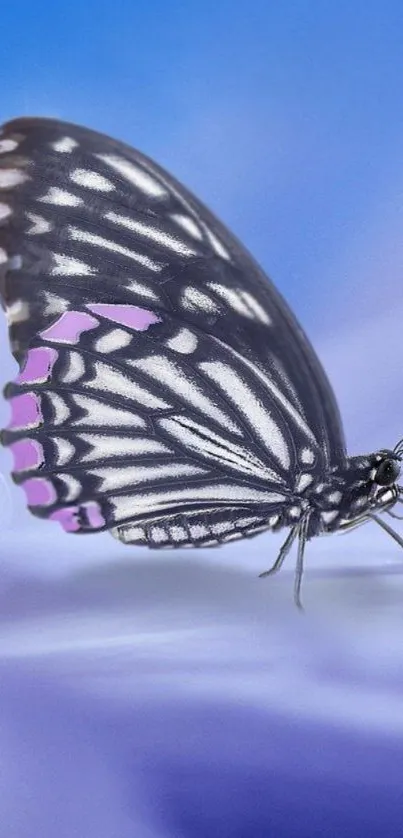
[{"x1": 374, "y1": 458, "x2": 401, "y2": 486}]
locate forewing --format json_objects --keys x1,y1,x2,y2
[{"x1": 0, "y1": 117, "x2": 345, "y2": 540}]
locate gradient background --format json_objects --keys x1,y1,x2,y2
[{"x1": 1, "y1": 2, "x2": 403, "y2": 836}]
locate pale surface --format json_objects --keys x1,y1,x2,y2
[{"x1": 1, "y1": 526, "x2": 403, "y2": 836}]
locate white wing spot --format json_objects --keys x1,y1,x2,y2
[
  {"x1": 241, "y1": 291, "x2": 272, "y2": 325},
  {"x1": 85, "y1": 360, "x2": 172, "y2": 410},
  {"x1": 235, "y1": 516, "x2": 259, "y2": 529},
  {"x1": 170, "y1": 525, "x2": 188, "y2": 543},
  {"x1": 296, "y1": 473, "x2": 313, "y2": 493},
  {"x1": 61, "y1": 351, "x2": 86, "y2": 384},
  {"x1": 93, "y1": 462, "x2": 206, "y2": 492},
  {"x1": 170, "y1": 214, "x2": 203, "y2": 240},
  {"x1": 150, "y1": 526, "x2": 169, "y2": 543},
  {"x1": 47, "y1": 393, "x2": 70, "y2": 426},
  {"x1": 321, "y1": 510, "x2": 338, "y2": 524},
  {"x1": 181, "y1": 286, "x2": 220, "y2": 313},
  {"x1": 43, "y1": 293, "x2": 69, "y2": 316},
  {"x1": 205, "y1": 228, "x2": 231, "y2": 260},
  {"x1": 39, "y1": 187, "x2": 83, "y2": 207},
  {"x1": 96, "y1": 154, "x2": 166, "y2": 197},
  {"x1": 5, "y1": 299, "x2": 29, "y2": 325},
  {"x1": 80, "y1": 434, "x2": 171, "y2": 463},
  {"x1": 94, "y1": 329, "x2": 132, "y2": 354},
  {"x1": 300, "y1": 448, "x2": 315, "y2": 465},
  {"x1": 0, "y1": 202, "x2": 11, "y2": 220},
  {"x1": 211, "y1": 520, "x2": 233, "y2": 536},
  {"x1": 271, "y1": 354, "x2": 305, "y2": 413},
  {"x1": 51, "y1": 137, "x2": 78, "y2": 153},
  {"x1": 326, "y1": 491, "x2": 342, "y2": 505},
  {"x1": 70, "y1": 168, "x2": 115, "y2": 192},
  {"x1": 126, "y1": 280, "x2": 159, "y2": 300},
  {"x1": 189, "y1": 523, "x2": 209, "y2": 539},
  {"x1": 68, "y1": 226, "x2": 161, "y2": 272},
  {"x1": 26, "y1": 212, "x2": 53, "y2": 235},
  {"x1": 58, "y1": 473, "x2": 81, "y2": 502},
  {"x1": 51, "y1": 254, "x2": 97, "y2": 277},
  {"x1": 166, "y1": 328, "x2": 198, "y2": 354},
  {"x1": 53, "y1": 437, "x2": 75, "y2": 467},
  {"x1": 208, "y1": 283, "x2": 255, "y2": 318},
  {"x1": 0, "y1": 138, "x2": 19, "y2": 153},
  {"x1": 0, "y1": 169, "x2": 27, "y2": 188},
  {"x1": 105, "y1": 211, "x2": 197, "y2": 257},
  {"x1": 208, "y1": 283, "x2": 272, "y2": 325},
  {"x1": 72, "y1": 394, "x2": 146, "y2": 429}
]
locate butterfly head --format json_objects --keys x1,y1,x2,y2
[
  {"x1": 372, "y1": 450, "x2": 401, "y2": 487},
  {"x1": 369, "y1": 448, "x2": 402, "y2": 508},
  {"x1": 375, "y1": 441, "x2": 403, "y2": 515},
  {"x1": 364, "y1": 446, "x2": 402, "y2": 506},
  {"x1": 332, "y1": 446, "x2": 403, "y2": 536}
]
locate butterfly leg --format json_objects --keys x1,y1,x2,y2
[
  {"x1": 258, "y1": 525, "x2": 299, "y2": 579},
  {"x1": 293, "y1": 514, "x2": 310, "y2": 611}
]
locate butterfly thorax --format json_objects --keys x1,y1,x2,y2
[{"x1": 300, "y1": 451, "x2": 400, "y2": 539}]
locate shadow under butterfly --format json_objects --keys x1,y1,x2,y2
[{"x1": 1, "y1": 116, "x2": 403, "y2": 608}]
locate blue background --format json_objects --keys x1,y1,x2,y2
[{"x1": 1, "y1": 2, "x2": 403, "y2": 836}]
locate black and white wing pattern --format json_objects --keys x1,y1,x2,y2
[{"x1": 0, "y1": 117, "x2": 346, "y2": 548}]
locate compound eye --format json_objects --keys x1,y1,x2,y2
[{"x1": 374, "y1": 458, "x2": 401, "y2": 486}]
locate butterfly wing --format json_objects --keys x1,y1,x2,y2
[{"x1": 0, "y1": 117, "x2": 346, "y2": 544}]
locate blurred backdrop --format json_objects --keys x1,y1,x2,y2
[{"x1": 1, "y1": 2, "x2": 403, "y2": 836}]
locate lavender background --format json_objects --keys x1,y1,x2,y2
[{"x1": 2, "y1": 2, "x2": 403, "y2": 835}]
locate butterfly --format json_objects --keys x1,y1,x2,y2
[{"x1": 1, "y1": 116, "x2": 402, "y2": 607}]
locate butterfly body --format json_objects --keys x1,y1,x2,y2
[{"x1": 1, "y1": 117, "x2": 402, "y2": 605}]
